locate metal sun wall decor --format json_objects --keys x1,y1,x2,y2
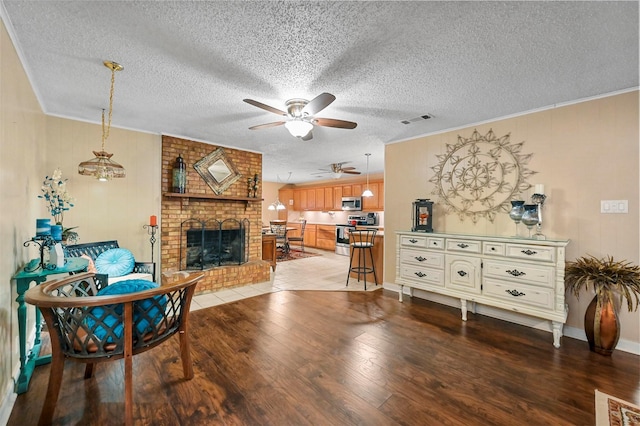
[{"x1": 429, "y1": 129, "x2": 537, "y2": 223}]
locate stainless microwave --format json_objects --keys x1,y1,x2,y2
[{"x1": 341, "y1": 196, "x2": 362, "y2": 211}]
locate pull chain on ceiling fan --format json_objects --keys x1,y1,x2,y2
[{"x1": 243, "y1": 92, "x2": 357, "y2": 141}]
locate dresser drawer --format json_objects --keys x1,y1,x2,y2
[
  {"x1": 427, "y1": 237, "x2": 445, "y2": 249},
  {"x1": 483, "y1": 242, "x2": 505, "y2": 256},
  {"x1": 446, "y1": 239, "x2": 481, "y2": 253},
  {"x1": 400, "y1": 265, "x2": 444, "y2": 287},
  {"x1": 400, "y1": 249, "x2": 444, "y2": 269},
  {"x1": 506, "y1": 244, "x2": 555, "y2": 262},
  {"x1": 483, "y1": 260, "x2": 554, "y2": 288},
  {"x1": 483, "y1": 278, "x2": 554, "y2": 310},
  {"x1": 400, "y1": 235, "x2": 428, "y2": 248}
]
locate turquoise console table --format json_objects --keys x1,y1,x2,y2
[{"x1": 12, "y1": 257, "x2": 88, "y2": 394}]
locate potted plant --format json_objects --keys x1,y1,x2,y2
[{"x1": 565, "y1": 255, "x2": 640, "y2": 355}]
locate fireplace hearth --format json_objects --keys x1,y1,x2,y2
[{"x1": 180, "y1": 218, "x2": 249, "y2": 270}]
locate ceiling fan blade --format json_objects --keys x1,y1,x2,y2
[
  {"x1": 341, "y1": 166, "x2": 357, "y2": 171},
  {"x1": 249, "y1": 121, "x2": 286, "y2": 130},
  {"x1": 342, "y1": 170, "x2": 361, "y2": 175},
  {"x1": 301, "y1": 131, "x2": 313, "y2": 141},
  {"x1": 302, "y1": 93, "x2": 335, "y2": 116},
  {"x1": 314, "y1": 117, "x2": 358, "y2": 129},
  {"x1": 243, "y1": 99, "x2": 287, "y2": 116}
]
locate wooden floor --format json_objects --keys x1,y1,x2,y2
[{"x1": 9, "y1": 289, "x2": 640, "y2": 425}]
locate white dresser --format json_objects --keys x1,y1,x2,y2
[{"x1": 395, "y1": 231, "x2": 570, "y2": 347}]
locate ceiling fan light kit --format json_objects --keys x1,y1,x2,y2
[
  {"x1": 78, "y1": 60, "x2": 125, "y2": 181},
  {"x1": 244, "y1": 92, "x2": 357, "y2": 141},
  {"x1": 284, "y1": 120, "x2": 313, "y2": 138}
]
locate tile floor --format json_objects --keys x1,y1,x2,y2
[{"x1": 190, "y1": 247, "x2": 381, "y2": 311}]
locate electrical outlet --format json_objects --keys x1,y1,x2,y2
[{"x1": 601, "y1": 200, "x2": 628, "y2": 214}]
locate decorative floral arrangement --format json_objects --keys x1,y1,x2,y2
[{"x1": 39, "y1": 168, "x2": 75, "y2": 225}]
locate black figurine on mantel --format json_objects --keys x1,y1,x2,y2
[
  {"x1": 412, "y1": 199, "x2": 434, "y2": 232},
  {"x1": 172, "y1": 154, "x2": 186, "y2": 193}
]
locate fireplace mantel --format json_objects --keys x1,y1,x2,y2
[{"x1": 163, "y1": 192, "x2": 263, "y2": 202}]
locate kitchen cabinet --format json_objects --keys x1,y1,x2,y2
[
  {"x1": 283, "y1": 180, "x2": 383, "y2": 212},
  {"x1": 304, "y1": 224, "x2": 317, "y2": 248},
  {"x1": 262, "y1": 234, "x2": 277, "y2": 272},
  {"x1": 395, "y1": 231, "x2": 569, "y2": 348},
  {"x1": 362, "y1": 182, "x2": 379, "y2": 210},
  {"x1": 351, "y1": 184, "x2": 363, "y2": 198},
  {"x1": 315, "y1": 188, "x2": 325, "y2": 210},
  {"x1": 324, "y1": 187, "x2": 333, "y2": 210},
  {"x1": 333, "y1": 186, "x2": 343, "y2": 210},
  {"x1": 316, "y1": 225, "x2": 336, "y2": 251},
  {"x1": 293, "y1": 190, "x2": 301, "y2": 210}
]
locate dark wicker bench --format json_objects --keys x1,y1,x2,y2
[{"x1": 65, "y1": 240, "x2": 156, "y2": 282}]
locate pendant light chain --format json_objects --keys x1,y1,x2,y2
[{"x1": 101, "y1": 65, "x2": 117, "y2": 150}]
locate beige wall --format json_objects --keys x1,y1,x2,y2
[
  {"x1": 384, "y1": 90, "x2": 640, "y2": 347},
  {"x1": 1, "y1": 19, "x2": 47, "y2": 416},
  {"x1": 1, "y1": 19, "x2": 161, "y2": 419}
]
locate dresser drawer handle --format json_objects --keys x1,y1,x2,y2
[
  {"x1": 506, "y1": 289, "x2": 526, "y2": 297},
  {"x1": 457, "y1": 243, "x2": 469, "y2": 249},
  {"x1": 521, "y1": 249, "x2": 537, "y2": 256},
  {"x1": 409, "y1": 239, "x2": 418, "y2": 244},
  {"x1": 457, "y1": 270, "x2": 467, "y2": 277},
  {"x1": 414, "y1": 256, "x2": 427, "y2": 262},
  {"x1": 414, "y1": 271, "x2": 427, "y2": 278},
  {"x1": 490, "y1": 247, "x2": 496, "y2": 251},
  {"x1": 432, "y1": 241, "x2": 438, "y2": 246},
  {"x1": 506, "y1": 269, "x2": 526, "y2": 277}
]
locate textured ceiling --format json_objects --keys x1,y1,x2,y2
[{"x1": 1, "y1": 1, "x2": 638, "y2": 183}]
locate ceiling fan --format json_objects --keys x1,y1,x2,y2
[
  {"x1": 313, "y1": 162, "x2": 362, "y2": 179},
  {"x1": 243, "y1": 93, "x2": 357, "y2": 141}
]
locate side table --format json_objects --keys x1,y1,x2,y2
[{"x1": 12, "y1": 257, "x2": 89, "y2": 394}]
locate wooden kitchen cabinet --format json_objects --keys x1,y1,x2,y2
[
  {"x1": 293, "y1": 190, "x2": 301, "y2": 210},
  {"x1": 315, "y1": 225, "x2": 336, "y2": 251},
  {"x1": 304, "y1": 224, "x2": 317, "y2": 247},
  {"x1": 315, "y1": 188, "x2": 325, "y2": 210},
  {"x1": 283, "y1": 180, "x2": 383, "y2": 212},
  {"x1": 324, "y1": 187, "x2": 333, "y2": 210},
  {"x1": 262, "y1": 233, "x2": 277, "y2": 272},
  {"x1": 333, "y1": 186, "x2": 343, "y2": 210},
  {"x1": 362, "y1": 182, "x2": 379, "y2": 210}
]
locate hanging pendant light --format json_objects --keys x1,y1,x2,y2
[
  {"x1": 362, "y1": 153, "x2": 373, "y2": 197},
  {"x1": 78, "y1": 60, "x2": 125, "y2": 181},
  {"x1": 268, "y1": 174, "x2": 287, "y2": 210}
]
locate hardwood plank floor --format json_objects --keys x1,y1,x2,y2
[{"x1": 9, "y1": 289, "x2": 640, "y2": 425}]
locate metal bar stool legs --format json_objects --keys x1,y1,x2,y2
[{"x1": 346, "y1": 229, "x2": 378, "y2": 290}]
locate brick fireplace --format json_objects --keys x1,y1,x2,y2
[{"x1": 161, "y1": 135, "x2": 270, "y2": 293}]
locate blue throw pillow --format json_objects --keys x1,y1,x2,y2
[
  {"x1": 86, "y1": 280, "x2": 166, "y2": 342},
  {"x1": 95, "y1": 248, "x2": 135, "y2": 278}
]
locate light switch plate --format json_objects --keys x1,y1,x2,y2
[{"x1": 601, "y1": 200, "x2": 628, "y2": 214}]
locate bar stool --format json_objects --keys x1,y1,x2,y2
[{"x1": 346, "y1": 229, "x2": 378, "y2": 290}]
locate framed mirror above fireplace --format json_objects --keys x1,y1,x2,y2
[{"x1": 194, "y1": 147, "x2": 242, "y2": 195}]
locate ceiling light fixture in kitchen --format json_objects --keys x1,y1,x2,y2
[{"x1": 362, "y1": 153, "x2": 373, "y2": 197}]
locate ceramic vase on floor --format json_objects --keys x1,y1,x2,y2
[{"x1": 584, "y1": 295, "x2": 620, "y2": 356}]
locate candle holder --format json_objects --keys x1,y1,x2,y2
[
  {"x1": 143, "y1": 224, "x2": 158, "y2": 263},
  {"x1": 23, "y1": 235, "x2": 57, "y2": 272},
  {"x1": 531, "y1": 193, "x2": 547, "y2": 240}
]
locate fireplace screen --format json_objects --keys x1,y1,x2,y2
[{"x1": 180, "y1": 218, "x2": 249, "y2": 270}]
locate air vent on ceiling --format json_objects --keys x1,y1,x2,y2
[{"x1": 401, "y1": 114, "x2": 433, "y2": 125}]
